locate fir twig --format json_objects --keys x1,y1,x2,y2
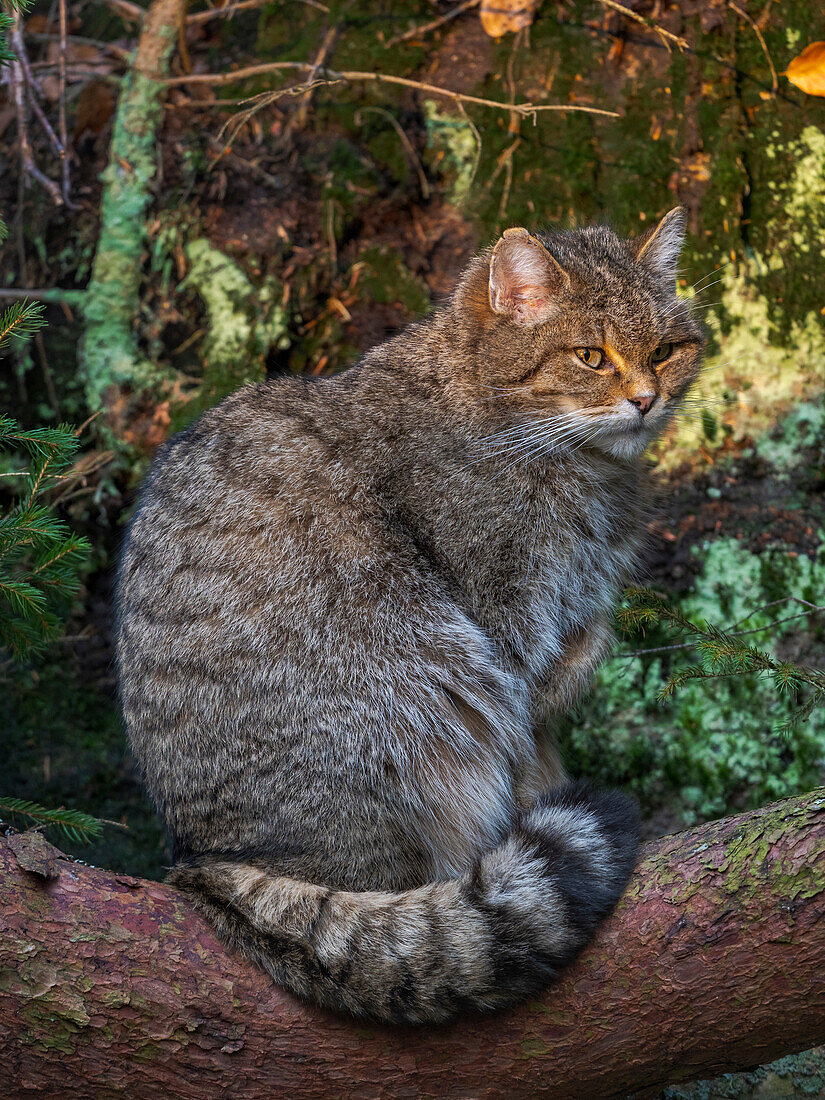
[
  {"x1": 616, "y1": 586, "x2": 825, "y2": 736},
  {"x1": 0, "y1": 797, "x2": 119, "y2": 845},
  {"x1": 0, "y1": 416, "x2": 90, "y2": 659}
]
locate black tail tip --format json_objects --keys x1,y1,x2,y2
[
  {"x1": 521, "y1": 780, "x2": 641, "y2": 911},
  {"x1": 533, "y1": 779, "x2": 640, "y2": 850}
]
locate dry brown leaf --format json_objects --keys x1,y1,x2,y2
[
  {"x1": 46, "y1": 40, "x2": 106, "y2": 66},
  {"x1": 480, "y1": 0, "x2": 540, "y2": 38},
  {"x1": 785, "y1": 41, "x2": 825, "y2": 97},
  {"x1": 42, "y1": 41, "x2": 115, "y2": 102},
  {"x1": 73, "y1": 80, "x2": 116, "y2": 142},
  {"x1": 683, "y1": 152, "x2": 712, "y2": 182}
]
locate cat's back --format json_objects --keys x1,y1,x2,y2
[
  {"x1": 120, "y1": 373, "x2": 387, "y2": 595},
  {"x1": 133, "y1": 375, "x2": 360, "y2": 524}
]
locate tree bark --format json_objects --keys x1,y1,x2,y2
[{"x1": 1, "y1": 789, "x2": 824, "y2": 1100}]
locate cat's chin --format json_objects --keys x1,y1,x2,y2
[{"x1": 589, "y1": 429, "x2": 652, "y2": 461}]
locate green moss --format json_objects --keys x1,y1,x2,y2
[
  {"x1": 654, "y1": 271, "x2": 825, "y2": 472},
  {"x1": 423, "y1": 100, "x2": 479, "y2": 206},
  {"x1": 562, "y1": 538, "x2": 825, "y2": 825},
  {"x1": 520, "y1": 1037, "x2": 551, "y2": 1058},
  {"x1": 756, "y1": 401, "x2": 825, "y2": 471},
  {"x1": 358, "y1": 246, "x2": 430, "y2": 317}
]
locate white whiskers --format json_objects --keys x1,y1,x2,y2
[{"x1": 456, "y1": 411, "x2": 613, "y2": 477}]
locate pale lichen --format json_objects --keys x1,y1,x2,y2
[
  {"x1": 423, "y1": 99, "x2": 479, "y2": 207},
  {"x1": 79, "y1": 67, "x2": 176, "y2": 411},
  {"x1": 179, "y1": 239, "x2": 290, "y2": 421}
]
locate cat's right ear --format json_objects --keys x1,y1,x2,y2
[
  {"x1": 488, "y1": 228, "x2": 569, "y2": 326},
  {"x1": 630, "y1": 206, "x2": 686, "y2": 282}
]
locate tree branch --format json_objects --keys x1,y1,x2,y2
[
  {"x1": 2, "y1": 789, "x2": 825, "y2": 1097},
  {"x1": 165, "y1": 62, "x2": 621, "y2": 119}
]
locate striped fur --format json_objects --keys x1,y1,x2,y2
[
  {"x1": 169, "y1": 783, "x2": 638, "y2": 1024},
  {"x1": 117, "y1": 215, "x2": 702, "y2": 1024}
]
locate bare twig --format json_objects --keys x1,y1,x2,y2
[
  {"x1": 6, "y1": 6, "x2": 64, "y2": 206},
  {"x1": 50, "y1": 451, "x2": 115, "y2": 505},
  {"x1": 166, "y1": 62, "x2": 620, "y2": 118},
  {"x1": 355, "y1": 106, "x2": 430, "y2": 199},
  {"x1": 30, "y1": 63, "x2": 123, "y2": 78},
  {"x1": 725, "y1": 597, "x2": 820, "y2": 634},
  {"x1": 206, "y1": 137, "x2": 284, "y2": 191},
  {"x1": 595, "y1": 0, "x2": 689, "y2": 51},
  {"x1": 497, "y1": 28, "x2": 525, "y2": 219},
  {"x1": 98, "y1": 0, "x2": 145, "y2": 22},
  {"x1": 283, "y1": 24, "x2": 338, "y2": 139},
  {"x1": 22, "y1": 76, "x2": 63, "y2": 156},
  {"x1": 728, "y1": 1, "x2": 778, "y2": 94},
  {"x1": 58, "y1": 0, "x2": 72, "y2": 204},
  {"x1": 215, "y1": 76, "x2": 344, "y2": 149},
  {"x1": 325, "y1": 197, "x2": 337, "y2": 271},
  {"x1": 0, "y1": 288, "x2": 86, "y2": 304},
  {"x1": 483, "y1": 136, "x2": 521, "y2": 197},
  {"x1": 26, "y1": 33, "x2": 131, "y2": 61},
  {"x1": 384, "y1": 0, "x2": 480, "y2": 48},
  {"x1": 188, "y1": 0, "x2": 328, "y2": 24},
  {"x1": 7, "y1": 9, "x2": 64, "y2": 158},
  {"x1": 615, "y1": 604, "x2": 825, "y2": 660},
  {"x1": 34, "y1": 332, "x2": 60, "y2": 417}
]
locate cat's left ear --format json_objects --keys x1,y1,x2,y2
[
  {"x1": 489, "y1": 228, "x2": 570, "y2": 326},
  {"x1": 630, "y1": 206, "x2": 686, "y2": 282}
]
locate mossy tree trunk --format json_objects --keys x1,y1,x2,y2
[
  {"x1": 78, "y1": 0, "x2": 180, "y2": 416},
  {"x1": 1, "y1": 789, "x2": 824, "y2": 1098}
]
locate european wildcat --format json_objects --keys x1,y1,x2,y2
[{"x1": 117, "y1": 208, "x2": 703, "y2": 1025}]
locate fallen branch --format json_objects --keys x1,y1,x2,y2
[
  {"x1": 1, "y1": 788, "x2": 824, "y2": 1098},
  {"x1": 165, "y1": 61, "x2": 621, "y2": 118},
  {"x1": 0, "y1": 287, "x2": 86, "y2": 304},
  {"x1": 383, "y1": 0, "x2": 480, "y2": 49},
  {"x1": 728, "y1": 0, "x2": 778, "y2": 94},
  {"x1": 187, "y1": 0, "x2": 329, "y2": 24},
  {"x1": 77, "y1": 0, "x2": 181, "y2": 414},
  {"x1": 596, "y1": 0, "x2": 689, "y2": 51}
]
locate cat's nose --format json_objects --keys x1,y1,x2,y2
[{"x1": 628, "y1": 393, "x2": 655, "y2": 416}]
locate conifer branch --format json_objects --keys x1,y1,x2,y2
[
  {"x1": 0, "y1": 417, "x2": 90, "y2": 659},
  {"x1": 0, "y1": 798, "x2": 110, "y2": 845},
  {"x1": 617, "y1": 587, "x2": 825, "y2": 735}
]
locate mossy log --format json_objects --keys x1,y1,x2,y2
[
  {"x1": 1, "y1": 789, "x2": 824, "y2": 1099},
  {"x1": 78, "y1": 0, "x2": 180, "y2": 413}
]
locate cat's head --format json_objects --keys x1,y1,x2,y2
[{"x1": 453, "y1": 208, "x2": 704, "y2": 460}]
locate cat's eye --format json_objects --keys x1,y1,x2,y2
[
  {"x1": 652, "y1": 342, "x2": 674, "y2": 365},
  {"x1": 574, "y1": 347, "x2": 604, "y2": 369}
]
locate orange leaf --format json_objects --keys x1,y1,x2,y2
[
  {"x1": 785, "y1": 41, "x2": 825, "y2": 97},
  {"x1": 480, "y1": 0, "x2": 540, "y2": 38}
]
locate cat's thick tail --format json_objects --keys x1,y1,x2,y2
[{"x1": 168, "y1": 781, "x2": 639, "y2": 1025}]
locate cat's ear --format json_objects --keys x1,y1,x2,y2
[
  {"x1": 630, "y1": 206, "x2": 686, "y2": 281},
  {"x1": 488, "y1": 228, "x2": 569, "y2": 326}
]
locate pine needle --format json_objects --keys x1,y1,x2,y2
[{"x1": 0, "y1": 797, "x2": 111, "y2": 845}]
